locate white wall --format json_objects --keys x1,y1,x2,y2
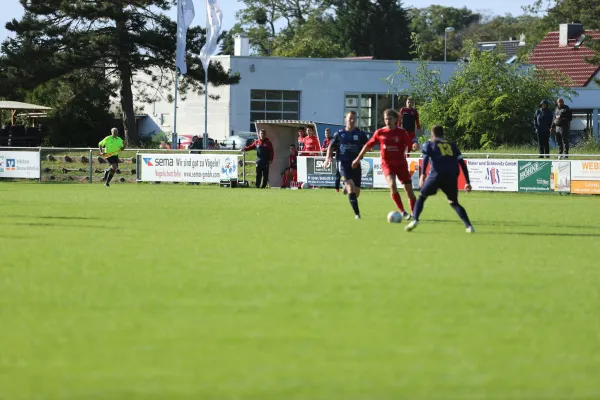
[
  {"x1": 566, "y1": 87, "x2": 600, "y2": 109},
  {"x1": 134, "y1": 58, "x2": 233, "y2": 141},
  {"x1": 227, "y1": 56, "x2": 461, "y2": 133}
]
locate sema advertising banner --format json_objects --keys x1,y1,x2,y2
[
  {"x1": 0, "y1": 151, "x2": 40, "y2": 179},
  {"x1": 466, "y1": 159, "x2": 518, "y2": 192},
  {"x1": 570, "y1": 160, "x2": 600, "y2": 194},
  {"x1": 518, "y1": 160, "x2": 551, "y2": 192},
  {"x1": 551, "y1": 161, "x2": 571, "y2": 193},
  {"x1": 138, "y1": 153, "x2": 238, "y2": 183}
]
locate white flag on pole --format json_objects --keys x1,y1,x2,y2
[
  {"x1": 199, "y1": 0, "x2": 223, "y2": 73},
  {"x1": 175, "y1": 0, "x2": 196, "y2": 75}
]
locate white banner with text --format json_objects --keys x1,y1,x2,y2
[
  {"x1": 138, "y1": 153, "x2": 239, "y2": 182},
  {"x1": 0, "y1": 151, "x2": 40, "y2": 179}
]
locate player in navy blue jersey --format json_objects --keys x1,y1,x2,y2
[
  {"x1": 405, "y1": 125, "x2": 475, "y2": 233},
  {"x1": 325, "y1": 111, "x2": 369, "y2": 219}
]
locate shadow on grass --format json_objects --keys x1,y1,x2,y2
[
  {"x1": 489, "y1": 231, "x2": 600, "y2": 238},
  {"x1": 428, "y1": 218, "x2": 600, "y2": 231},
  {"x1": 0, "y1": 215, "x2": 99, "y2": 220},
  {"x1": 8, "y1": 222, "x2": 112, "y2": 229}
]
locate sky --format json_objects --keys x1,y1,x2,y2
[{"x1": 1, "y1": 0, "x2": 538, "y2": 42}]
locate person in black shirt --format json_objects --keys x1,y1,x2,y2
[
  {"x1": 325, "y1": 111, "x2": 369, "y2": 219},
  {"x1": 405, "y1": 125, "x2": 474, "y2": 233},
  {"x1": 551, "y1": 98, "x2": 572, "y2": 158},
  {"x1": 534, "y1": 100, "x2": 553, "y2": 158}
]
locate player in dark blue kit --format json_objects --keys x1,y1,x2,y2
[
  {"x1": 405, "y1": 125, "x2": 475, "y2": 233},
  {"x1": 325, "y1": 111, "x2": 369, "y2": 219}
]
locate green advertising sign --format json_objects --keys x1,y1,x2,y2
[{"x1": 518, "y1": 160, "x2": 552, "y2": 192}]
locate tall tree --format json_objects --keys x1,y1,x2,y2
[
  {"x1": 26, "y1": 70, "x2": 117, "y2": 146},
  {"x1": 234, "y1": 0, "x2": 322, "y2": 55},
  {"x1": 2, "y1": 0, "x2": 239, "y2": 144},
  {"x1": 408, "y1": 6, "x2": 481, "y2": 61},
  {"x1": 389, "y1": 35, "x2": 574, "y2": 148},
  {"x1": 271, "y1": 14, "x2": 347, "y2": 58},
  {"x1": 330, "y1": 0, "x2": 373, "y2": 57},
  {"x1": 331, "y1": 0, "x2": 412, "y2": 59}
]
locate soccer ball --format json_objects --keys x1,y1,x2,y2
[
  {"x1": 301, "y1": 182, "x2": 309, "y2": 189},
  {"x1": 387, "y1": 211, "x2": 403, "y2": 223}
]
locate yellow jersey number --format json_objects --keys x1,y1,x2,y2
[{"x1": 437, "y1": 143, "x2": 454, "y2": 156}]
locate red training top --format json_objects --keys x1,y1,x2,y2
[
  {"x1": 302, "y1": 135, "x2": 321, "y2": 153},
  {"x1": 365, "y1": 127, "x2": 411, "y2": 167},
  {"x1": 244, "y1": 138, "x2": 274, "y2": 164}
]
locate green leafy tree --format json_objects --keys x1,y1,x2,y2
[
  {"x1": 2, "y1": 0, "x2": 239, "y2": 144},
  {"x1": 233, "y1": 0, "x2": 321, "y2": 55},
  {"x1": 388, "y1": 34, "x2": 574, "y2": 149},
  {"x1": 271, "y1": 14, "x2": 347, "y2": 58},
  {"x1": 408, "y1": 6, "x2": 481, "y2": 61},
  {"x1": 26, "y1": 70, "x2": 117, "y2": 146},
  {"x1": 330, "y1": 0, "x2": 411, "y2": 59}
]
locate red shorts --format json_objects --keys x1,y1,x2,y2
[{"x1": 382, "y1": 163, "x2": 411, "y2": 184}]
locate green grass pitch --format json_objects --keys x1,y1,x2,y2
[{"x1": 1, "y1": 183, "x2": 599, "y2": 399}]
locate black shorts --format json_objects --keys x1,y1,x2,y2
[
  {"x1": 107, "y1": 155, "x2": 119, "y2": 165},
  {"x1": 338, "y1": 161, "x2": 362, "y2": 188},
  {"x1": 420, "y1": 174, "x2": 458, "y2": 202}
]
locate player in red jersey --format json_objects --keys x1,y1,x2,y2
[
  {"x1": 353, "y1": 109, "x2": 417, "y2": 219},
  {"x1": 398, "y1": 97, "x2": 420, "y2": 154}
]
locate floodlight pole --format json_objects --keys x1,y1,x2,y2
[{"x1": 444, "y1": 27, "x2": 455, "y2": 62}]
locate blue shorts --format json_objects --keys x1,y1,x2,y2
[
  {"x1": 420, "y1": 174, "x2": 458, "y2": 202},
  {"x1": 338, "y1": 161, "x2": 361, "y2": 188}
]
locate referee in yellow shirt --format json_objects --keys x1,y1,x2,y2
[{"x1": 98, "y1": 128, "x2": 125, "y2": 187}]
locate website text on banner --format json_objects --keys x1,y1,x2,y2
[
  {"x1": 138, "y1": 153, "x2": 238, "y2": 183},
  {"x1": 0, "y1": 151, "x2": 40, "y2": 179},
  {"x1": 551, "y1": 161, "x2": 571, "y2": 193},
  {"x1": 518, "y1": 160, "x2": 552, "y2": 192},
  {"x1": 570, "y1": 160, "x2": 600, "y2": 194},
  {"x1": 465, "y1": 159, "x2": 518, "y2": 192}
]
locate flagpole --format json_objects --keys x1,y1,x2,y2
[
  {"x1": 204, "y1": 70, "x2": 208, "y2": 150},
  {"x1": 173, "y1": 0, "x2": 181, "y2": 150},
  {"x1": 203, "y1": 0, "x2": 209, "y2": 151},
  {"x1": 173, "y1": 71, "x2": 179, "y2": 149}
]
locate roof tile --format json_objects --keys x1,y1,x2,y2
[{"x1": 528, "y1": 30, "x2": 600, "y2": 87}]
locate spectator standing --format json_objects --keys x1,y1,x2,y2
[
  {"x1": 322, "y1": 128, "x2": 332, "y2": 153},
  {"x1": 398, "y1": 97, "x2": 421, "y2": 152},
  {"x1": 188, "y1": 135, "x2": 202, "y2": 154},
  {"x1": 297, "y1": 127, "x2": 307, "y2": 152},
  {"x1": 534, "y1": 100, "x2": 553, "y2": 158},
  {"x1": 551, "y1": 98, "x2": 572, "y2": 157},
  {"x1": 302, "y1": 126, "x2": 321, "y2": 155},
  {"x1": 243, "y1": 129, "x2": 274, "y2": 188}
]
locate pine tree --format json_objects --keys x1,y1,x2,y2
[{"x1": 2, "y1": 0, "x2": 240, "y2": 144}]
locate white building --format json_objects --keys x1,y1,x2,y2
[{"x1": 136, "y1": 33, "x2": 600, "y2": 147}]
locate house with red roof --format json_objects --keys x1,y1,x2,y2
[{"x1": 528, "y1": 23, "x2": 600, "y2": 140}]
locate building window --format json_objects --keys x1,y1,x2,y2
[
  {"x1": 250, "y1": 90, "x2": 301, "y2": 131},
  {"x1": 344, "y1": 93, "x2": 407, "y2": 132}
]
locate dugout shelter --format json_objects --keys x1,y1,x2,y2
[{"x1": 254, "y1": 120, "x2": 344, "y2": 187}]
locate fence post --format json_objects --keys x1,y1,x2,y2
[
  {"x1": 242, "y1": 150, "x2": 246, "y2": 184},
  {"x1": 38, "y1": 147, "x2": 42, "y2": 184},
  {"x1": 89, "y1": 149, "x2": 93, "y2": 183}
]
